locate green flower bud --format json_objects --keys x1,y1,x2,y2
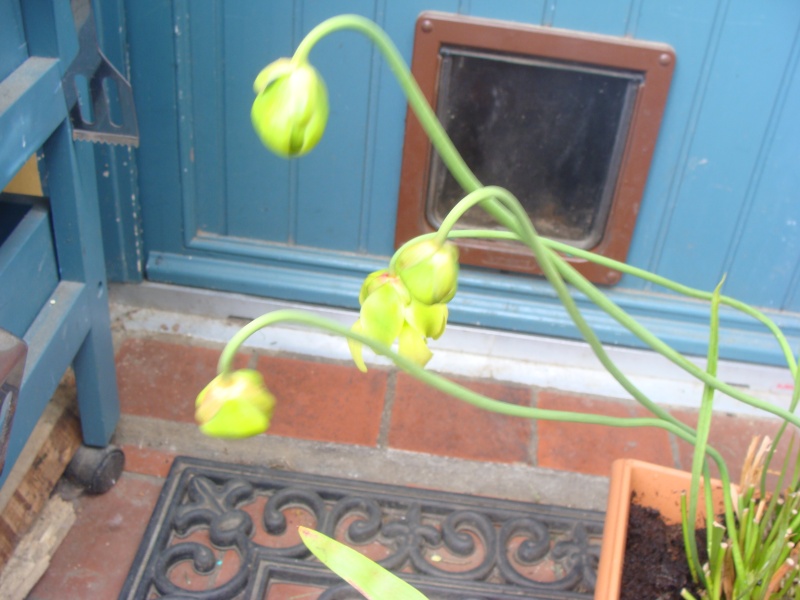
[
  {"x1": 195, "y1": 369, "x2": 276, "y2": 439},
  {"x1": 404, "y1": 299, "x2": 448, "y2": 340},
  {"x1": 395, "y1": 240, "x2": 459, "y2": 305},
  {"x1": 348, "y1": 269, "x2": 449, "y2": 372},
  {"x1": 398, "y1": 321, "x2": 433, "y2": 368},
  {"x1": 359, "y1": 281, "x2": 407, "y2": 346},
  {"x1": 358, "y1": 269, "x2": 411, "y2": 305},
  {"x1": 251, "y1": 58, "x2": 329, "y2": 157}
]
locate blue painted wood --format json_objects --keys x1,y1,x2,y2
[
  {"x1": 365, "y1": 0, "x2": 461, "y2": 257},
  {"x1": 181, "y1": 0, "x2": 227, "y2": 238},
  {"x1": 125, "y1": 0, "x2": 184, "y2": 256},
  {"x1": 0, "y1": 197, "x2": 59, "y2": 338},
  {"x1": 0, "y1": 57, "x2": 65, "y2": 192},
  {"x1": 92, "y1": 0, "x2": 143, "y2": 282},
  {"x1": 723, "y1": 26, "x2": 800, "y2": 310},
  {"x1": 147, "y1": 249, "x2": 800, "y2": 367},
  {"x1": 95, "y1": 143, "x2": 143, "y2": 281},
  {"x1": 0, "y1": 0, "x2": 25, "y2": 81},
  {"x1": 19, "y1": 0, "x2": 78, "y2": 78},
  {"x1": 42, "y1": 121, "x2": 120, "y2": 447},
  {"x1": 293, "y1": 0, "x2": 379, "y2": 250},
  {"x1": 221, "y1": 0, "x2": 296, "y2": 243},
  {"x1": 464, "y1": 0, "x2": 547, "y2": 24},
  {"x1": 655, "y1": 1, "x2": 800, "y2": 295},
  {"x1": 549, "y1": 0, "x2": 634, "y2": 36},
  {"x1": 129, "y1": 0, "x2": 800, "y2": 366},
  {"x1": 5, "y1": 281, "x2": 89, "y2": 490},
  {"x1": 0, "y1": 0, "x2": 121, "y2": 487},
  {"x1": 625, "y1": 0, "x2": 723, "y2": 289}
]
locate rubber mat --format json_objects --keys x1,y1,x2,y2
[{"x1": 120, "y1": 456, "x2": 603, "y2": 599}]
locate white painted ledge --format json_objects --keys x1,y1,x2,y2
[{"x1": 110, "y1": 282, "x2": 795, "y2": 417}]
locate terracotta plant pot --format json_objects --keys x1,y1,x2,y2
[{"x1": 594, "y1": 459, "x2": 727, "y2": 599}]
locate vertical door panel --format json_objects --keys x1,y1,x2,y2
[
  {"x1": 627, "y1": 0, "x2": 724, "y2": 290},
  {"x1": 653, "y1": 1, "x2": 800, "y2": 293}
]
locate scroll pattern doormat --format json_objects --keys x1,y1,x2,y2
[{"x1": 120, "y1": 456, "x2": 603, "y2": 599}]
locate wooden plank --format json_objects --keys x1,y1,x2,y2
[
  {"x1": 0, "y1": 197, "x2": 59, "y2": 339},
  {"x1": 0, "y1": 57, "x2": 65, "y2": 192},
  {"x1": 0, "y1": 496, "x2": 75, "y2": 600},
  {"x1": 0, "y1": 383, "x2": 82, "y2": 567}
]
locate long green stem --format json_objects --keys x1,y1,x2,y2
[
  {"x1": 553, "y1": 258, "x2": 800, "y2": 429},
  {"x1": 453, "y1": 187, "x2": 743, "y2": 575},
  {"x1": 438, "y1": 228, "x2": 800, "y2": 428},
  {"x1": 388, "y1": 187, "x2": 505, "y2": 274},
  {"x1": 218, "y1": 307, "x2": 743, "y2": 574},
  {"x1": 436, "y1": 227, "x2": 797, "y2": 378},
  {"x1": 217, "y1": 310, "x2": 689, "y2": 433},
  {"x1": 292, "y1": 14, "x2": 522, "y2": 237},
  {"x1": 291, "y1": 14, "x2": 797, "y2": 423},
  {"x1": 542, "y1": 237, "x2": 797, "y2": 377},
  {"x1": 448, "y1": 187, "x2": 694, "y2": 435},
  {"x1": 685, "y1": 279, "x2": 725, "y2": 587}
]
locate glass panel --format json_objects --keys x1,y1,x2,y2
[{"x1": 426, "y1": 47, "x2": 641, "y2": 248}]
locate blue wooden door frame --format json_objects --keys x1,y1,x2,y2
[{"x1": 0, "y1": 0, "x2": 120, "y2": 488}]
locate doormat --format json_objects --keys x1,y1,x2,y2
[{"x1": 120, "y1": 456, "x2": 604, "y2": 599}]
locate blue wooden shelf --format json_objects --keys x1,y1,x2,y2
[{"x1": 0, "y1": 0, "x2": 120, "y2": 489}]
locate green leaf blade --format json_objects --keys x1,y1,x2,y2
[{"x1": 299, "y1": 526, "x2": 429, "y2": 600}]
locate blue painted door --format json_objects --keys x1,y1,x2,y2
[{"x1": 125, "y1": 0, "x2": 800, "y2": 366}]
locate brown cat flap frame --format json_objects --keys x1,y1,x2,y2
[{"x1": 395, "y1": 12, "x2": 675, "y2": 285}]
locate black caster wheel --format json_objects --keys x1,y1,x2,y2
[{"x1": 65, "y1": 444, "x2": 125, "y2": 494}]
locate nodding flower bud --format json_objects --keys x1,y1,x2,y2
[
  {"x1": 395, "y1": 240, "x2": 459, "y2": 305},
  {"x1": 348, "y1": 269, "x2": 450, "y2": 372},
  {"x1": 195, "y1": 369, "x2": 276, "y2": 439},
  {"x1": 251, "y1": 58, "x2": 329, "y2": 157}
]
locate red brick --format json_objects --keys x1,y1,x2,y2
[
  {"x1": 257, "y1": 355, "x2": 387, "y2": 446},
  {"x1": 536, "y1": 391, "x2": 675, "y2": 476},
  {"x1": 388, "y1": 373, "x2": 533, "y2": 463},
  {"x1": 29, "y1": 474, "x2": 162, "y2": 599},
  {"x1": 120, "y1": 444, "x2": 177, "y2": 479},
  {"x1": 115, "y1": 337, "x2": 248, "y2": 422}
]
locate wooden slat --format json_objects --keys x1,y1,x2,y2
[
  {"x1": 0, "y1": 496, "x2": 75, "y2": 600},
  {"x1": 0, "y1": 57, "x2": 65, "y2": 192},
  {"x1": 0, "y1": 383, "x2": 81, "y2": 567}
]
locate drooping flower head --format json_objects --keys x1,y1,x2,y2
[
  {"x1": 195, "y1": 369, "x2": 276, "y2": 439},
  {"x1": 251, "y1": 58, "x2": 329, "y2": 157},
  {"x1": 394, "y1": 239, "x2": 459, "y2": 305},
  {"x1": 348, "y1": 269, "x2": 449, "y2": 372}
]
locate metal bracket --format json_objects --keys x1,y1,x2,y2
[{"x1": 61, "y1": 0, "x2": 139, "y2": 147}]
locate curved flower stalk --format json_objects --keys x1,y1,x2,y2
[
  {"x1": 252, "y1": 14, "x2": 522, "y2": 238},
  {"x1": 211, "y1": 311, "x2": 710, "y2": 445},
  {"x1": 226, "y1": 13, "x2": 800, "y2": 597}
]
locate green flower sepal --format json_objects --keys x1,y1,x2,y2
[
  {"x1": 195, "y1": 369, "x2": 276, "y2": 439},
  {"x1": 395, "y1": 239, "x2": 459, "y2": 305},
  {"x1": 348, "y1": 270, "x2": 448, "y2": 372},
  {"x1": 251, "y1": 58, "x2": 329, "y2": 157}
]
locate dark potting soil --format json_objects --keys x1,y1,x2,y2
[{"x1": 621, "y1": 502, "x2": 708, "y2": 600}]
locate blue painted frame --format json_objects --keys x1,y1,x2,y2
[{"x1": 0, "y1": 0, "x2": 120, "y2": 487}]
